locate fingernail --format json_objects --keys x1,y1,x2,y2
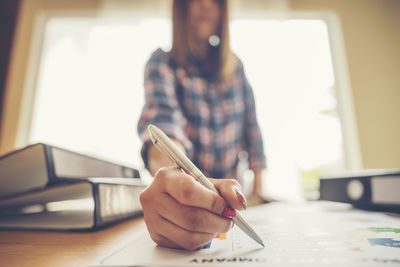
[
  {"x1": 222, "y1": 207, "x2": 236, "y2": 218},
  {"x1": 235, "y1": 188, "x2": 247, "y2": 210}
]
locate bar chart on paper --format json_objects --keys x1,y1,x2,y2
[{"x1": 95, "y1": 202, "x2": 400, "y2": 266}]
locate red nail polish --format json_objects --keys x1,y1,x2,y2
[
  {"x1": 235, "y1": 189, "x2": 247, "y2": 210},
  {"x1": 222, "y1": 207, "x2": 236, "y2": 218}
]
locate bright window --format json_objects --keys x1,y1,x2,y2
[
  {"x1": 31, "y1": 18, "x2": 171, "y2": 168},
  {"x1": 231, "y1": 19, "x2": 343, "y2": 200},
  {"x1": 31, "y1": 17, "x2": 345, "y2": 200}
]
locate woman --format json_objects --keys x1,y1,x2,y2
[{"x1": 137, "y1": 0, "x2": 267, "y2": 250}]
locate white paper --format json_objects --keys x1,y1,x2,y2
[{"x1": 94, "y1": 202, "x2": 400, "y2": 267}]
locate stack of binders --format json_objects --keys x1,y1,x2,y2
[{"x1": 0, "y1": 143, "x2": 146, "y2": 230}]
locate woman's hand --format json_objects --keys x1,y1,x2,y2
[
  {"x1": 249, "y1": 170, "x2": 277, "y2": 206},
  {"x1": 139, "y1": 166, "x2": 247, "y2": 251}
]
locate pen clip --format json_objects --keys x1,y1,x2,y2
[{"x1": 153, "y1": 139, "x2": 184, "y2": 172}]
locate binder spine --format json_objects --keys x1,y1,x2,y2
[
  {"x1": 320, "y1": 171, "x2": 400, "y2": 212},
  {"x1": 93, "y1": 182, "x2": 101, "y2": 228},
  {"x1": 319, "y1": 177, "x2": 372, "y2": 204},
  {"x1": 43, "y1": 144, "x2": 57, "y2": 183}
]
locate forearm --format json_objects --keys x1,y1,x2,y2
[
  {"x1": 147, "y1": 139, "x2": 184, "y2": 176},
  {"x1": 252, "y1": 170, "x2": 263, "y2": 195}
]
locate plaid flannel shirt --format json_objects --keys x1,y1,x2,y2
[{"x1": 137, "y1": 48, "x2": 266, "y2": 178}]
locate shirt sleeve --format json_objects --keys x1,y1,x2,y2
[
  {"x1": 137, "y1": 51, "x2": 193, "y2": 169},
  {"x1": 240, "y1": 61, "x2": 267, "y2": 171}
]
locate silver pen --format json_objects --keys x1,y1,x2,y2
[{"x1": 147, "y1": 124, "x2": 264, "y2": 247}]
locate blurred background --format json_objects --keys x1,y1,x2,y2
[{"x1": 1, "y1": 0, "x2": 399, "y2": 201}]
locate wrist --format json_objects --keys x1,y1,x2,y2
[{"x1": 252, "y1": 188, "x2": 263, "y2": 197}]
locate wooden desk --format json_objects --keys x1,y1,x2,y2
[{"x1": 0, "y1": 217, "x2": 145, "y2": 267}]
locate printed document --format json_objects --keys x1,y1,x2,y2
[{"x1": 94, "y1": 202, "x2": 400, "y2": 266}]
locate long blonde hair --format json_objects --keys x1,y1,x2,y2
[{"x1": 170, "y1": 0, "x2": 234, "y2": 82}]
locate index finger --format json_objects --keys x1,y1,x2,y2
[
  {"x1": 154, "y1": 167, "x2": 227, "y2": 215},
  {"x1": 210, "y1": 178, "x2": 247, "y2": 211}
]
